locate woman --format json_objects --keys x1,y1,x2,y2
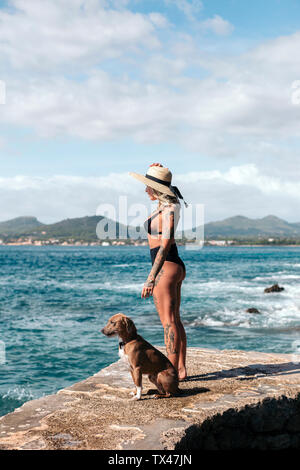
[{"x1": 129, "y1": 163, "x2": 188, "y2": 381}]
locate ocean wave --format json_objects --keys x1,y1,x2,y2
[
  {"x1": 282, "y1": 263, "x2": 300, "y2": 267},
  {"x1": 1, "y1": 386, "x2": 35, "y2": 402},
  {"x1": 183, "y1": 279, "x2": 265, "y2": 295},
  {"x1": 100, "y1": 281, "x2": 142, "y2": 291},
  {"x1": 183, "y1": 277, "x2": 300, "y2": 299},
  {"x1": 0, "y1": 386, "x2": 37, "y2": 417},
  {"x1": 187, "y1": 300, "x2": 300, "y2": 330},
  {"x1": 253, "y1": 274, "x2": 300, "y2": 281},
  {"x1": 111, "y1": 263, "x2": 131, "y2": 268},
  {"x1": 0, "y1": 276, "x2": 144, "y2": 293},
  {"x1": 188, "y1": 309, "x2": 252, "y2": 328}
]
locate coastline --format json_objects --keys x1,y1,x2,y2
[{"x1": 1, "y1": 243, "x2": 300, "y2": 247}]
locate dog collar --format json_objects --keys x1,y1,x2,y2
[{"x1": 119, "y1": 341, "x2": 126, "y2": 349}]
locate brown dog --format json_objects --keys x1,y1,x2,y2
[{"x1": 101, "y1": 313, "x2": 180, "y2": 400}]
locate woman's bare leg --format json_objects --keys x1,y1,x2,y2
[
  {"x1": 153, "y1": 262, "x2": 183, "y2": 371},
  {"x1": 175, "y1": 280, "x2": 187, "y2": 380}
]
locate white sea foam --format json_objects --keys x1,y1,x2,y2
[
  {"x1": 111, "y1": 264, "x2": 130, "y2": 268},
  {"x1": 2, "y1": 386, "x2": 35, "y2": 402},
  {"x1": 3, "y1": 277, "x2": 142, "y2": 292},
  {"x1": 254, "y1": 274, "x2": 300, "y2": 281},
  {"x1": 183, "y1": 279, "x2": 264, "y2": 295},
  {"x1": 191, "y1": 308, "x2": 252, "y2": 329},
  {"x1": 282, "y1": 263, "x2": 300, "y2": 267},
  {"x1": 189, "y1": 289, "x2": 300, "y2": 329},
  {"x1": 114, "y1": 283, "x2": 143, "y2": 291}
]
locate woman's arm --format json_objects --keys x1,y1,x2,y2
[{"x1": 141, "y1": 206, "x2": 175, "y2": 298}]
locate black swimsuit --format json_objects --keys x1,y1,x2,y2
[{"x1": 144, "y1": 210, "x2": 186, "y2": 271}]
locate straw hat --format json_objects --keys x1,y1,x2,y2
[
  {"x1": 129, "y1": 165, "x2": 188, "y2": 207},
  {"x1": 129, "y1": 166, "x2": 175, "y2": 197}
]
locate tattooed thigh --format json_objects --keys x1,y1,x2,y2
[
  {"x1": 154, "y1": 267, "x2": 165, "y2": 286},
  {"x1": 153, "y1": 291, "x2": 160, "y2": 313}
]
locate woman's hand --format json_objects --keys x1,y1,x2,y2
[
  {"x1": 149, "y1": 163, "x2": 163, "y2": 168},
  {"x1": 141, "y1": 280, "x2": 154, "y2": 298}
]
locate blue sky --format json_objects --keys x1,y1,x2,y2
[
  {"x1": 135, "y1": 0, "x2": 300, "y2": 39},
  {"x1": 1, "y1": 0, "x2": 300, "y2": 223}
]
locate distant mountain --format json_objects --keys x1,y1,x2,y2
[
  {"x1": 203, "y1": 215, "x2": 300, "y2": 239},
  {"x1": 1, "y1": 214, "x2": 300, "y2": 242},
  {"x1": 35, "y1": 215, "x2": 133, "y2": 241},
  {"x1": 0, "y1": 215, "x2": 133, "y2": 241},
  {"x1": 0, "y1": 216, "x2": 43, "y2": 235}
]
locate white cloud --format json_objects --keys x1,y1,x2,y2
[
  {"x1": 200, "y1": 14, "x2": 234, "y2": 36},
  {"x1": 164, "y1": 0, "x2": 203, "y2": 22},
  {"x1": 1, "y1": 165, "x2": 300, "y2": 224},
  {"x1": 2, "y1": 53, "x2": 299, "y2": 156},
  {"x1": 0, "y1": 0, "x2": 163, "y2": 72},
  {"x1": 163, "y1": 1, "x2": 233, "y2": 36},
  {"x1": 178, "y1": 164, "x2": 300, "y2": 222},
  {"x1": 149, "y1": 12, "x2": 170, "y2": 28},
  {"x1": 142, "y1": 55, "x2": 186, "y2": 83},
  {"x1": 178, "y1": 164, "x2": 300, "y2": 199},
  {"x1": 0, "y1": 173, "x2": 138, "y2": 223},
  {"x1": 0, "y1": 0, "x2": 299, "y2": 183}
]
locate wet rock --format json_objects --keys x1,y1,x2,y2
[
  {"x1": 264, "y1": 283, "x2": 284, "y2": 293},
  {"x1": 202, "y1": 434, "x2": 218, "y2": 450},
  {"x1": 286, "y1": 413, "x2": 300, "y2": 433},
  {"x1": 250, "y1": 435, "x2": 267, "y2": 450},
  {"x1": 266, "y1": 433, "x2": 291, "y2": 450},
  {"x1": 250, "y1": 408, "x2": 287, "y2": 433},
  {"x1": 246, "y1": 308, "x2": 260, "y2": 314}
]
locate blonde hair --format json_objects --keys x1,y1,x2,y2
[{"x1": 151, "y1": 188, "x2": 179, "y2": 206}]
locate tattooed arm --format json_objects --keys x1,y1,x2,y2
[{"x1": 141, "y1": 205, "x2": 175, "y2": 298}]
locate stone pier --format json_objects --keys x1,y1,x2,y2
[{"x1": 1, "y1": 347, "x2": 300, "y2": 450}]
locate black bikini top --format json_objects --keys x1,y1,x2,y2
[
  {"x1": 144, "y1": 210, "x2": 162, "y2": 236},
  {"x1": 144, "y1": 204, "x2": 180, "y2": 237}
]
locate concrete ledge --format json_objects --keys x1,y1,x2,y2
[{"x1": 1, "y1": 347, "x2": 300, "y2": 450}]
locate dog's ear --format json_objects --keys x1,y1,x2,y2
[{"x1": 123, "y1": 316, "x2": 136, "y2": 336}]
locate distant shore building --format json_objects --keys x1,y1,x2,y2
[{"x1": 207, "y1": 240, "x2": 234, "y2": 246}]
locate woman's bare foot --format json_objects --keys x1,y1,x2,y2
[{"x1": 178, "y1": 367, "x2": 187, "y2": 381}]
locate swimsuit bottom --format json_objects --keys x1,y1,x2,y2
[{"x1": 150, "y1": 243, "x2": 185, "y2": 271}]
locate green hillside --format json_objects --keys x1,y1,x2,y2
[
  {"x1": 1, "y1": 214, "x2": 300, "y2": 243},
  {"x1": 203, "y1": 215, "x2": 300, "y2": 239},
  {"x1": 0, "y1": 216, "x2": 42, "y2": 235},
  {"x1": 32, "y1": 216, "x2": 131, "y2": 241},
  {"x1": 0, "y1": 215, "x2": 131, "y2": 242}
]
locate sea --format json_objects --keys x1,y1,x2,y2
[{"x1": 1, "y1": 245, "x2": 300, "y2": 417}]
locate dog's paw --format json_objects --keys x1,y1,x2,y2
[
  {"x1": 130, "y1": 395, "x2": 141, "y2": 401},
  {"x1": 129, "y1": 391, "x2": 135, "y2": 396}
]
